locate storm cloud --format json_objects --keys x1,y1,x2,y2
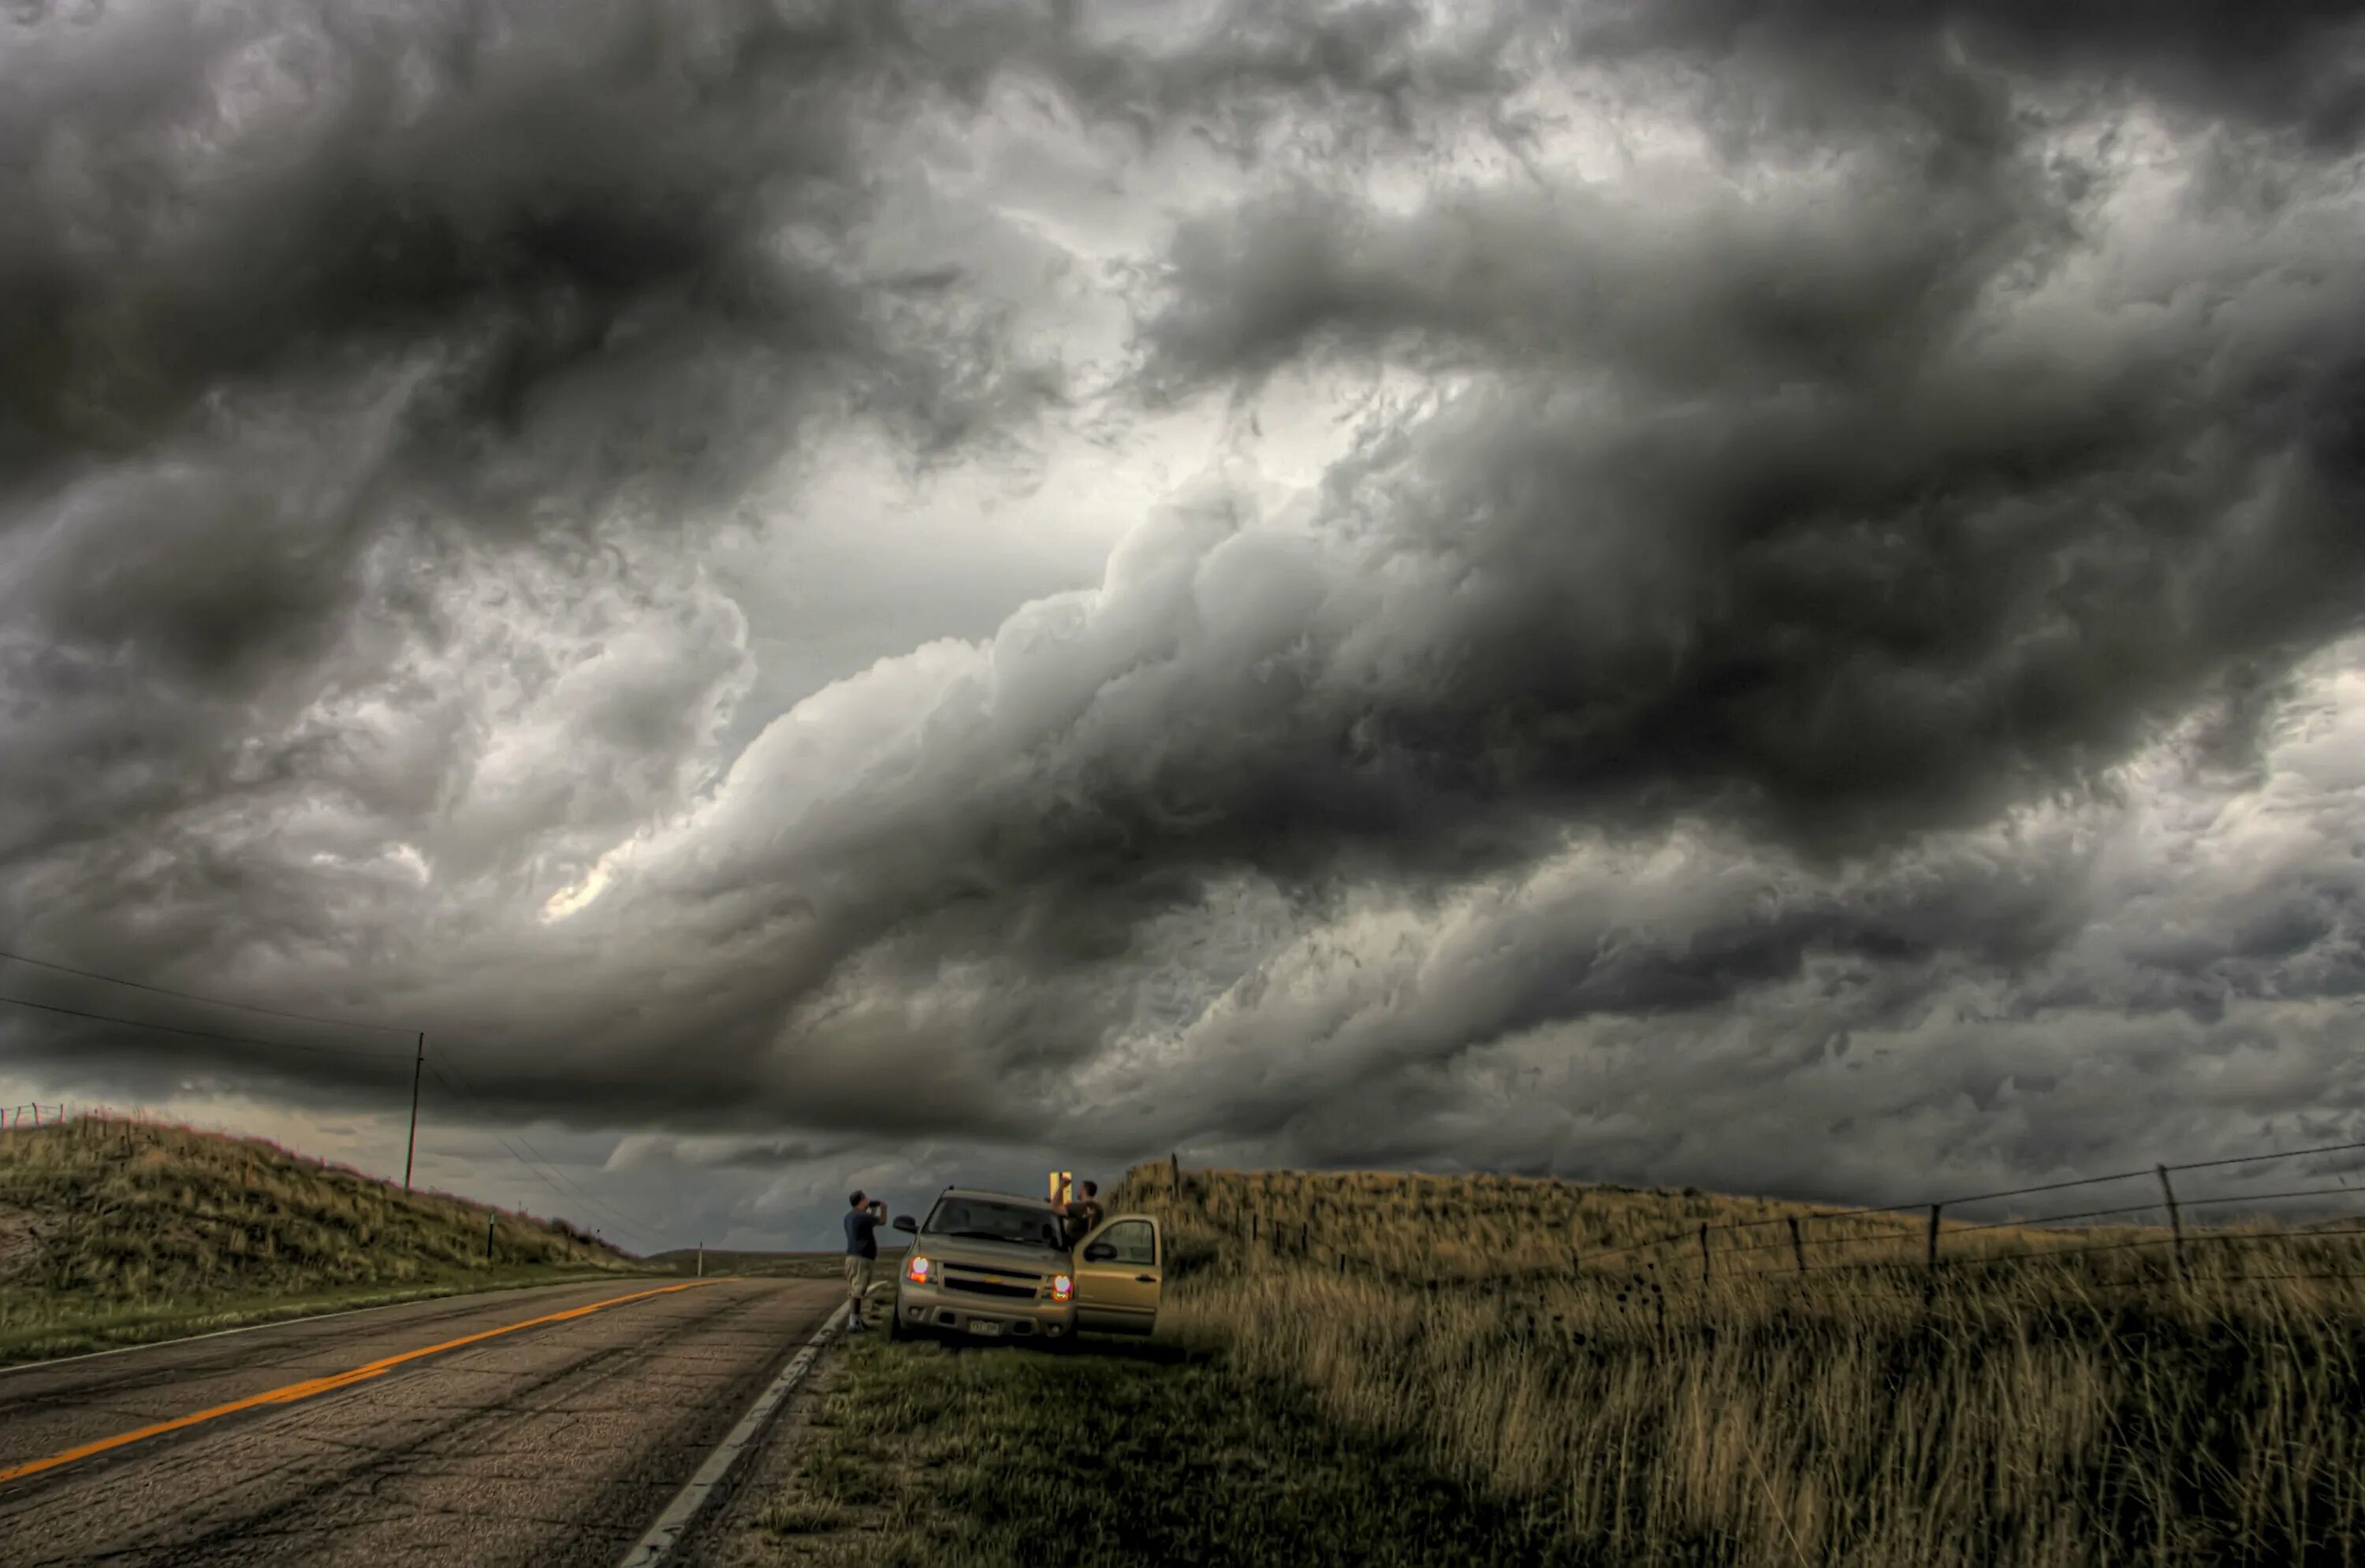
[{"x1": 6, "y1": 0, "x2": 2365, "y2": 1247}]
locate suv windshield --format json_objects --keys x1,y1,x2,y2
[{"x1": 924, "y1": 1196, "x2": 1066, "y2": 1249}]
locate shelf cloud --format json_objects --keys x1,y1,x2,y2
[{"x1": 7, "y1": 0, "x2": 2364, "y2": 1246}]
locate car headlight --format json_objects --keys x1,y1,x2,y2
[
  {"x1": 1051, "y1": 1272, "x2": 1073, "y2": 1302},
  {"x1": 906, "y1": 1255, "x2": 932, "y2": 1284}
]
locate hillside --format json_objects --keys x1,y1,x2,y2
[
  {"x1": 0, "y1": 1114, "x2": 639, "y2": 1363},
  {"x1": 732, "y1": 1162, "x2": 2365, "y2": 1568}
]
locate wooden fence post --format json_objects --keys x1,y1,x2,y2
[
  {"x1": 1699, "y1": 1223, "x2": 1711, "y2": 1278},
  {"x1": 1927, "y1": 1205, "x2": 1943, "y2": 1270},
  {"x1": 2157, "y1": 1164, "x2": 2184, "y2": 1273},
  {"x1": 486, "y1": 1215, "x2": 496, "y2": 1261},
  {"x1": 1787, "y1": 1216, "x2": 1806, "y2": 1274},
  {"x1": 1170, "y1": 1152, "x2": 1180, "y2": 1191}
]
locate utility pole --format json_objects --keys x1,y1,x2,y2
[{"x1": 403, "y1": 1032, "x2": 426, "y2": 1194}]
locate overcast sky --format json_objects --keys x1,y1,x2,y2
[{"x1": 6, "y1": 0, "x2": 2365, "y2": 1252}]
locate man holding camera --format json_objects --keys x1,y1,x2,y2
[{"x1": 843, "y1": 1190, "x2": 888, "y2": 1331}]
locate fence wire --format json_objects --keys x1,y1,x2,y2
[{"x1": 1147, "y1": 1138, "x2": 2365, "y2": 1297}]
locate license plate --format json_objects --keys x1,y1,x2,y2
[{"x1": 968, "y1": 1320, "x2": 1004, "y2": 1337}]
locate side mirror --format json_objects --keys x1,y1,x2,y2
[
  {"x1": 1084, "y1": 1242, "x2": 1115, "y2": 1262},
  {"x1": 892, "y1": 1215, "x2": 918, "y2": 1233}
]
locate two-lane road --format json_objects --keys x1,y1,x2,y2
[{"x1": 0, "y1": 1276, "x2": 840, "y2": 1567}]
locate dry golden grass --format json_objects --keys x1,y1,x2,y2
[
  {"x1": 1119, "y1": 1162, "x2": 2365, "y2": 1567},
  {"x1": 0, "y1": 1115, "x2": 636, "y2": 1361}
]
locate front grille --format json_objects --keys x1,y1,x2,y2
[
  {"x1": 944, "y1": 1276, "x2": 1037, "y2": 1300},
  {"x1": 944, "y1": 1263, "x2": 1041, "y2": 1280}
]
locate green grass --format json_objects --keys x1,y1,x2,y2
[
  {"x1": 0, "y1": 1116, "x2": 643, "y2": 1364},
  {"x1": 741, "y1": 1327, "x2": 1571, "y2": 1568}
]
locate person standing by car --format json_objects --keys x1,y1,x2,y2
[
  {"x1": 843, "y1": 1191, "x2": 887, "y2": 1331},
  {"x1": 1061, "y1": 1180, "x2": 1105, "y2": 1246}
]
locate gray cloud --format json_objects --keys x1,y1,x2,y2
[
  {"x1": 1575, "y1": 0, "x2": 2365, "y2": 147},
  {"x1": 8, "y1": 0, "x2": 2365, "y2": 1246}
]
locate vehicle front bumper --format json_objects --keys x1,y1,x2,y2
[{"x1": 894, "y1": 1280, "x2": 1077, "y2": 1340}]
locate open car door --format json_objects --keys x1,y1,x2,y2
[{"x1": 1070, "y1": 1215, "x2": 1162, "y2": 1335}]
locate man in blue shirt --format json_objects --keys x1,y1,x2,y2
[{"x1": 843, "y1": 1191, "x2": 887, "y2": 1331}]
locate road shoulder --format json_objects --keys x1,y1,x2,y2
[{"x1": 699, "y1": 1339, "x2": 872, "y2": 1568}]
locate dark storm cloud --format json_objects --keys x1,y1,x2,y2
[
  {"x1": 0, "y1": 0, "x2": 1051, "y2": 509},
  {"x1": 0, "y1": 0, "x2": 1080, "y2": 932},
  {"x1": 1575, "y1": 0, "x2": 2365, "y2": 146},
  {"x1": 561, "y1": 0, "x2": 2365, "y2": 1150},
  {"x1": 0, "y1": 0, "x2": 1507, "y2": 878},
  {"x1": 1113, "y1": 2, "x2": 2365, "y2": 858},
  {"x1": 11, "y1": 0, "x2": 2365, "y2": 1219},
  {"x1": 0, "y1": 0, "x2": 1073, "y2": 662}
]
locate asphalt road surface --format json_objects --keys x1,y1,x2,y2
[{"x1": 0, "y1": 1276, "x2": 840, "y2": 1568}]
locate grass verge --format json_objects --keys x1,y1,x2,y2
[{"x1": 732, "y1": 1328, "x2": 1571, "y2": 1568}]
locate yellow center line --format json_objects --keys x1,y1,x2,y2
[{"x1": 0, "y1": 1279, "x2": 724, "y2": 1487}]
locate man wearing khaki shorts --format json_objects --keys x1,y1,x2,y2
[{"x1": 842, "y1": 1191, "x2": 886, "y2": 1331}]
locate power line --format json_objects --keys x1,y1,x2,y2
[
  {"x1": 0, "y1": 993, "x2": 415, "y2": 1060},
  {"x1": 0, "y1": 950, "x2": 674, "y2": 1249},
  {"x1": 0, "y1": 948, "x2": 415, "y2": 1035},
  {"x1": 423, "y1": 1061, "x2": 668, "y2": 1246},
  {"x1": 431, "y1": 1082, "x2": 661, "y2": 1245},
  {"x1": 495, "y1": 1145, "x2": 663, "y2": 1248},
  {"x1": 435, "y1": 1060, "x2": 672, "y2": 1249},
  {"x1": 431, "y1": 1055, "x2": 673, "y2": 1233}
]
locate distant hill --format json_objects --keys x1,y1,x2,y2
[
  {"x1": 0, "y1": 1114, "x2": 639, "y2": 1362},
  {"x1": 646, "y1": 1245, "x2": 906, "y2": 1279}
]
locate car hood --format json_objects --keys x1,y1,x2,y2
[{"x1": 916, "y1": 1234, "x2": 1071, "y2": 1273}]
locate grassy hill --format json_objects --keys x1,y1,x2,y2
[
  {"x1": 0, "y1": 1114, "x2": 641, "y2": 1363},
  {"x1": 734, "y1": 1163, "x2": 2365, "y2": 1568}
]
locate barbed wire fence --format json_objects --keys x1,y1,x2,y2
[{"x1": 1141, "y1": 1136, "x2": 2365, "y2": 1296}]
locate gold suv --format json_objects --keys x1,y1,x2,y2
[{"x1": 888, "y1": 1187, "x2": 1163, "y2": 1343}]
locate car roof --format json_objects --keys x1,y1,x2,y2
[{"x1": 933, "y1": 1186, "x2": 1056, "y2": 1207}]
